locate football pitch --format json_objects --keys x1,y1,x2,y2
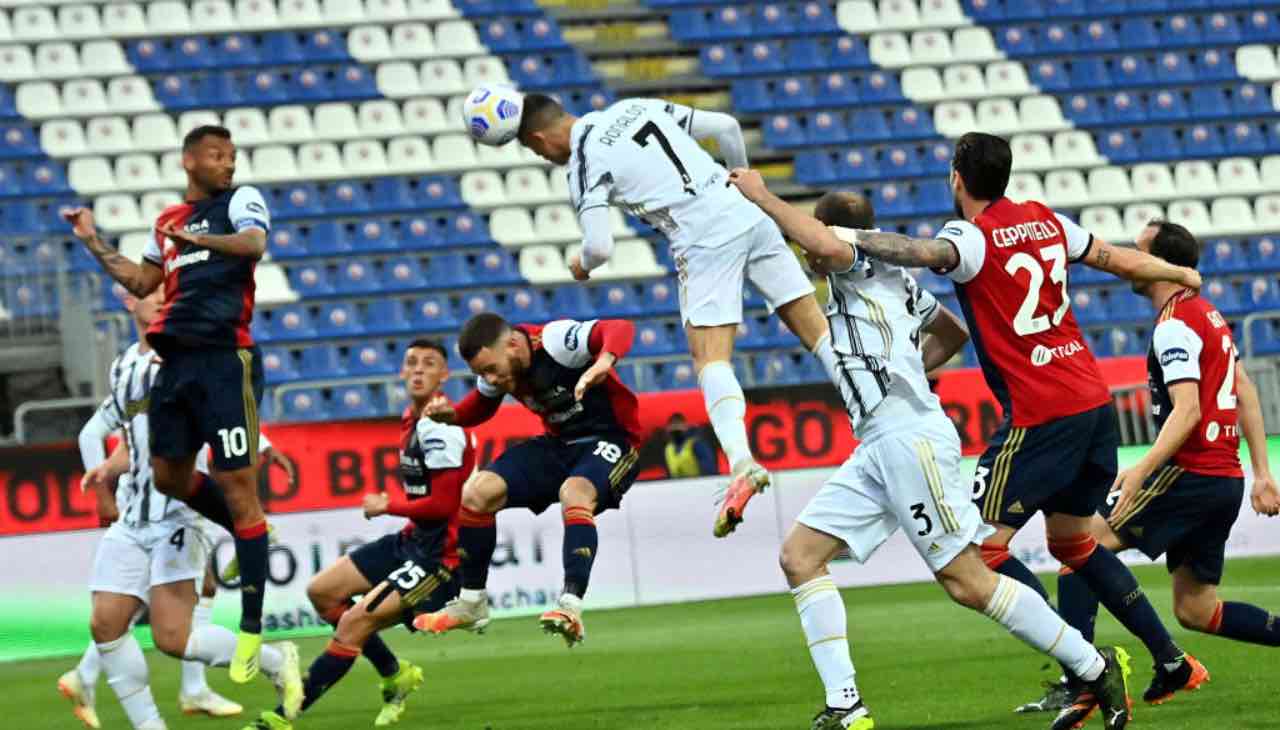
[{"x1": 8, "y1": 556, "x2": 1278, "y2": 729}]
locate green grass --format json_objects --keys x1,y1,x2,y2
[{"x1": 9, "y1": 557, "x2": 1279, "y2": 729}]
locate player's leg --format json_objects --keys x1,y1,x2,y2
[
  {"x1": 59, "y1": 640, "x2": 103, "y2": 729},
  {"x1": 1173, "y1": 544, "x2": 1280, "y2": 648},
  {"x1": 178, "y1": 552, "x2": 242, "y2": 716},
  {"x1": 91, "y1": 591, "x2": 164, "y2": 730}
]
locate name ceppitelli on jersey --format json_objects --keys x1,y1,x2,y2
[
  {"x1": 1030, "y1": 339, "x2": 1084, "y2": 367},
  {"x1": 991, "y1": 220, "x2": 1060, "y2": 248},
  {"x1": 167, "y1": 249, "x2": 211, "y2": 272},
  {"x1": 597, "y1": 103, "x2": 645, "y2": 145}
]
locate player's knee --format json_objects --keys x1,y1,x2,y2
[
  {"x1": 89, "y1": 612, "x2": 126, "y2": 644},
  {"x1": 462, "y1": 475, "x2": 503, "y2": 514},
  {"x1": 559, "y1": 480, "x2": 597, "y2": 512},
  {"x1": 778, "y1": 540, "x2": 823, "y2": 585},
  {"x1": 151, "y1": 625, "x2": 188, "y2": 658},
  {"x1": 1173, "y1": 596, "x2": 1214, "y2": 633},
  {"x1": 937, "y1": 571, "x2": 989, "y2": 611},
  {"x1": 334, "y1": 606, "x2": 375, "y2": 646},
  {"x1": 1047, "y1": 534, "x2": 1098, "y2": 571}
]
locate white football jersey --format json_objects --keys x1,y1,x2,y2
[
  {"x1": 567, "y1": 98, "x2": 765, "y2": 252},
  {"x1": 823, "y1": 237, "x2": 944, "y2": 434}
]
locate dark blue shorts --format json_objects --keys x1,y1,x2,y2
[
  {"x1": 149, "y1": 345, "x2": 264, "y2": 470},
  {"x1": 348, "y1": 531, "x2": 458, "y2": 630},
  {"x1": 973, "y1": 404, "x2": 1118, "y2": 529},
  {"x1": 487, "y1": 434, "x2": 639, "y2": 515},
  {"x1": 1099, "y1": 468, "x2": 1244, "y2": 585}
]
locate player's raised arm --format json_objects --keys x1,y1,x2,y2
[
  {"x1": 575, "y1": 318, "x2": 634, "y2": 400},
  {"x1": 663, "y1": 101, "x2": 748, "y2": 169},
  {"x1": 729, "y1": 168, "x2": 856, "y2": 271},
  {"x1": 1235, "y1": 363, "x2": 1280, "y2": 515},
  {"x1": 160, "y1": 186, "x2": 270, "y2": 260},
  {"x1": 64, "y1": 207, "x2": 164, "y2": 297},
  {"x1": 1052, "y1": 212, "x2": 1200, "y2": 290}
]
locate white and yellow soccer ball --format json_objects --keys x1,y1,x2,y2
[{"x1": 462, "y1": 84, "x2": 523, "y2": 146}]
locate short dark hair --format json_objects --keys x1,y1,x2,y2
[
  {"x1": 405, "y1": 337, "x2": 447, "y2": 359},
  {"x1": 1146, "y1": 218, "x2": 1200, "y2": 269},
  {"x1": 458, "y1": 313, "x2": 510, "y2": 361},
  {"x1": 183, "y1": 125, "x2": 232, "y2": 152},
  {"x1": 952, "y1": 132, "x2": 1012, "y2": 201},
  {"x1": 813, "y1": 191, "x2": 875, "y2": 230},
  {"x1": 518, "y1": 93, "x2": 567, "y2": 142}
]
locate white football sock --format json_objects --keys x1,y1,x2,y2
[
  {"x1": 182, "y1": 622, "x2": 237, "y2": 669},
  {"x1": 698, "y1": 360, "x2": 752, "y2": 471},
  {"x1": 77, "y1": 640, "x2": 102, "y2": 694},
  {"x1": 983, "y1": 575, "x2": 1105, "y2": 682},
  {"x1": 792, "y1": 575, "x2": 859, "y2": 710},
  {"x1": 180, "y1": 599, "x2": 216, "y2": 696},
  {"x1": 460, "y1": 588, "x2": 486, "y2": 603},
  {"x1": 98, "y1": 634, "x2": 162, "y2": 729}
]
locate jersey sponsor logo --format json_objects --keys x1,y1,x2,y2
[
  {"x1": 1207, "y1": 310, "x2": 1227, "y2": 329},
  {"x1": 421, "y1": 437, "x2": 446, "y2": 453},
  {"x1": 941, "y1": 226, "x2": 965, "y2": 238},
  {"x1": 246, "y1": 201, "x2": 266, "y2": 215},
  {"x1": 185, "y1": 218, "x2": 211, "y2": 235},
  {"x1": 167, "y1": 248, "x2": 211, "y2": 272},
  {"x1": 597, "y1": 103, "x2": 646, "y2": 146},
  {"x1": 991, "y1": 220, "x2": 1060, "y2": 248},
  {"x1": 564, "y1": 323, "x2": 582, "y2": 350},
  {"x1": 1160, "y1": 347, "x2": 1191, "y2": 367},
  {"x1": 1030, "y1": 339, "x2": 1084, "y2": 367}
]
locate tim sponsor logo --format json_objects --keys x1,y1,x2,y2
[
  {"x1": 992, "y1": 220, "x2": 1059, "y2": 248},
  {"x1": 1030, "y1": 339, "x2": 1084, "y2": 367}
]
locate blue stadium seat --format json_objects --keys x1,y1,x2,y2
[
  {"x1": 808, "y1": 111, "x2": 850, "y2": 145},
  {"x1": 835, "y1": 149, "x2": 881, "y2": 182},
  {"x1": 127, "y1": 39, "x2": 170, "y2": 71},
  {"x1": 501, "y1": 287, "x2": 548, "y2": 321},
  {"x1": 379, "y1": 256, "x2": 425, "y2": 292},
  {"x1": 315, "y1": 302, "x2": 363, "y2": 336},
  {"x1": 324, "y1": 180, "x2": 371, "y2": 214},
  {"x1": 220, "y1": 34, "x2": 263, "y2": 67},
  {"x1": 734, "y1": 317, "x2": 772, "y2": 350},
  {"x1": 794, "y1": 151, "x2": 836, "y2": 184},
  {"x1": 891, "y1": 107, "x2": 936, "y2": 139},
  {"x1": 307, "y1": 221, "x2": 352, "y2": 255},
  {"x1": 414, "y1": 176, "x2": 463, "y2": 210},
  {"x1": 333, "y1": 259, "x2": 378, "y2": 295},
  {"x1": 1040, "y1": 23, "x2": 1078, "y2": 55},
  {"x1": 1164, "y1": 14, "x2": 1203, "y2": 46},
  {"x1": 782, "y1": 38, "x2": 824, "y2": 72},
  {"x1": 999, "y1": 25, "x2": 1037, "y2": 57},
  {"x1": 1102, "y1": 327, "x2": 1144, "y2": 357},
  {"x1": 700, "y1": 44, "x2": 740, "y2": 76},
  {"x1": 346, "y1": 343, "x2": 396, "y2": 376},
  {"x1": 873, "y1": 182, "x2": 914, "y2": 218},
  {"x1": 967, "y1": 0, "x2": 1008, "y2": 22},
  {"x1": 261, "y1": 347, "x2": 299, "y2": 385},
  {"x1": 1005, "y1": 0, "x2": 1046, "y2": 20},
  {"x1": 744, "y1": 41, "x2": 786, "y2": 75},
  {"x1": 829, "y1": 36, "x2": 870, "y2": 69},
  {"x1": 1234, "y1": 83, "x2": 1272, "y2": 116},
  {"x1": 882, "y1": 145, "x2": 923, "y2": 178},
  {"x1": 1146, "y1": 90, "x2": 1188, "y2": 122},
  {"x1": 1138, "y1": 126, "x2": 1183, "y2": 161},
  {"x1": 478, "y1": 18, "x2": 521, "y2": 52},
  {"x1": 330, "y1": 385, "x2": 386, "y2": 420},
  {"x1": 469, "y1": 250, "x2": 520, "y2": 285},
  {"x1": 24, "y1": 161, "x2": 69, "y2": 195},
  {"x1": 765, "y1": 114, "x2": 806, "y2": 148},
  {"x1": 1202, "y1": 239, "x2": 1250, "y2": 274},
  {"x1": 1070, "y1": 289, "x2": 1106, "y2": 325},
  {"x1": 1183, "y1": 124, "x2": 1225, "y2": 157},
  {"x1": 1113, "y1": 55, "x2": 1155, "y2": 87},
  {"x1": 242, "y1": 70, "x2": 289, "y2": 105},
  {"x1": 1064, "y1": 94, "x2": 1105, "y2": 125},
  {"x1": 548, "y1": 285, "x2": 594, "y2": 320},
  {"x1": 523, "y1": 17, "x2": 571, "y2": 50},
  {"x1": 633, "y1": 321, "x2": 676, "y2": 356},
  {"x1": 364, "y1": 299, "x2": 413, "y2": 335},
  {"x1": 459, "y1": 290, "x2": 498, "y2": 318},
  {"x1": 401, "y1": 216, "x2": 445, "y2": 250},
  {"x1": 351, "y1": 219, "x2": 397, "y2": 253},
  {"x1": 1188, "y1": 87, "x2": 1233, "y2": 119},
  {"x1": 279, "y1": 388, "x2": 328, "y2": 421},
  {"x1": 848, "y1": 109, "x2": 891, "y2": 141},
  {"x1": 1244, "y1": 9, "x2": 1280, "y2": 42},
  {"x1": 916, "y1": 180, "x2": 953, "y2": 215},
  {"x1": 658, "y1": 360, "x2": 699, "y2": 390},
  {"x1": 1193, "y1": 48, "x2": 1236, "y2": 81},
  {"x1": 775, "y1": 76, "x2": 817, "y2": 110},
  {"x1": 334, "y1": 65, "x2": 378, "y2": 100},
  {"x1": 922, "y1": 142, "x2": 953, "y2": 176},
  {"x1": 271, "y1": 183, "x2": 324, "y2": 219},
  {"x1": 1078, "y1": 20, "x2": 1121, "y2": 52},
  {"x1": 862, "y1": 71, "x2": 903, "y2": 103},
  {"x1": 708, "y1": 5, "x2": 753, "y2": 40},
  {"x1": 1028, "y1": 60, "x2": 1070, "y2": 91},
  {"x1": 303, "y1": 29, "x2": 349, "y2": 63},
  {"x1": 596, "y1": 282, "x2": 643, "y2": 317},
  {"x1": 154, "y1": 74, "x2": 198, "y2": 109},
  {"x1": 262, "y1": 31, "x2": 306, "y2": 64},
  {"x1": 1248, "y1": 319, "x2": 1280, "y2": 355},
  {"x1": 1106, "y1": 92, "x2": 1146, "y2": 124},
  {"x1": 818, "y1": 73, "x2": 858, "y2": 106},
  {"x1": 268, "y1": 304, "x2": 316, "y2": 340},
  {"x1": 731, "y1": 79, "x2": 769, "y2": 113},
  {"x1": 1202, "y1": 11, "x2": 1242, "y2": 44},
  {"x1": 1110, "y1": 290, "x2": 1153, "y2": 321},
  {"x1": 1119, "y1": 18, "x2": 1161, "y2": 48},
  {"x1": 1154, "y1": 51, "x2": 1196, "y2": 84},
  {"x1": 287, "y1": 265, "x2": 335, "y2": 297},
  {"x1": 1070, "y1": 58, "x2": 1112, "y2": 91},
  {"x1": 410, "y1": 295, "x2": 459, "y2": 332},
  {"x1": 1204, "y1": 279, "x2": 1243, "y2": 314},
  {"x1": 1245, "y1": 277, "x2": 1280, "y2": 311},
  {"x1": 1225, "y1": 122, "x2": 1266, "y2": 155},
  {"x1": 509, "y1": 55, "x2": 555, "y2": 88},
  {"x1": 445, "y1": 213, "x2": 491, "y2": 247},
  {"x1": 0, "y1": 125, "x2": 39, "y2": 158},
  {"x1": 643, "y1": 278, "x2": 681, "y2": 316},
  {"x1": 300, "y1": 346, "x2": 346, "y2": 378},
  {"x1": 1251, "y1": 236, "x2": 1279, "y2": 271}
]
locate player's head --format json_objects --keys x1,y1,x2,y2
[
  {"x1": 124, "y1": 287, "x2": 164, "y2": 331},
  {"x1": 951, "y1": 132, "x2": 1012, "y2": 218},
  {"x1": 809, "y1": 191, "x2": 874, "y2": 272},
  {"x1": 518, "y1": 93, "x2": 575, "y2": 165},
  {"x1": 401, "y1": 338, "x2": 449, "y2": 402},
  {"x1": 1135, "y1": 218, "x2": 1199, "y2": 295},
  {"x1": 458, "y1": 313, "x2": 524, "y2": 393},
  {"x1": 182, "y1": 125, "x2": 236, "y2": 196}
]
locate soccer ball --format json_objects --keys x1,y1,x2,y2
[{"x1": 462, "y1": 84, "x2": 523, "y2": 147}]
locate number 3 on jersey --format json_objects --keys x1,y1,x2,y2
[{"x1": 1005, "y1": 244, "x2": 1069, "y2": 336}]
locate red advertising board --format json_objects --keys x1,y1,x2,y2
[{"x1": 0, "y1": 359, "x2": 1147, "y2": 537}]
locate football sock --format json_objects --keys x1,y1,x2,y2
[
  {"x1": 184, "y1": 473, "x2": 236, "y2": 533},
  {"x1": 792, "y1": 575, "x2": 859, "y2": 710},
  {"x1": 180, "y1": 598, "x2": 216, "y2": 696},
  {"x1": 182, "y1": 621, "x2": 237, "y2": 668},
  {"x1": 698, "y1": 360, "x2": 752, "y2": 471},
  {"x1": 291, "y1": 640, "x2": 360, "y2": 714},
  {"x1": 1050, "y1": 535, "x2": 1182, "y2": 666},
  {"x1": 234, "y1": 520, "x2": 270, "y2": 634},
  {"x1": 1057, "y1": 568, "x2": 1100, "y2": 644},
  {"x1": 318, "y1": 603, "x2": 400, "y2": 677},
  {"x1": 562, "y1": 506, "x2": 598, "y2": 599},
  {"x1": 97, "y1": 634, "x2": 162, "y2": 729},
  {"x1": 983, "y1": 575, "x2": 1105, "y2": 682},
  {"x1": 458, "y1": 508, "x2": 497, "y2": 590},
  {"x1": 77, "y1": 640, "x2": 102, "y2": 689},
  {"x1": 1210, "y1": 601, "x2": 1280, "y2": 646}
]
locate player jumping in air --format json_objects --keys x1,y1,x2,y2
[
  {"x1": 514, "y1": 93, "x2": 838, "y2": 538},
  {"x1": 244, "y1": 339, "x2": 473, "y2": 730},
  {"x1": 1050, "y1": 220, "x2": 1280, "y2": 704},
  {"x1": 730, "y1": 176, "x2": 1133, "y2": 730},
  {"x1": 800, "y1": 132, "x2": 1202, "y2": 730},
  {"x1": 413, "y1": 314, "x2": 641, "y2": 647},
  {"x1": 65, "y1": 125, "x2": 276, "y2": 683},
  {"x1": 56, "y1": 287, "x2": 301, "y2": 730}
]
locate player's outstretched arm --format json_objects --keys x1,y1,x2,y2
[
  {"x1": 570, "y1": 205, "x2": 616, "y2": 280},
  {"x1": 1081, "y1": 238, "x2": 1201, "y2": 291},
  {"x1": 160, "y1": 224, "x2": 267, "y2": 260},
  {"x1": 575, "y1": 319, "x2": 634, "y2": 400},
  {"x1": 1111, "y1": 381, "x2": 1200, "y2": 520},
  {"x1": 1235, "y1": 363, "x2": 1280, "y2": 515},
  {"x1": 920, "y1": 304, "x2": 969, "y2": 372},
  {"x1": 841, "y1": 229, "x2": 959, "y2": 271},
  {"x1": 64, "y1": 208, "x2": 164, "y2": 297},
  {"x1": 686, "y1": 109, "x2": 748, "y2": 169},
  {"x1": 444, "y1": 389, "x2": 502, "y2": 427},
  {"x1": 729, "y1": 168, "x2": 854, "y2": 271}
]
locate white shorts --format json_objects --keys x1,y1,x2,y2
[
  {"x1": 89, "y1": 518, "x2": 209, "y2": 602},
  {"x1": 797, "y1": 410, "x2": 994, "y2": 573},
  {"x1": 674, "y1": 217, "x2": 816, "y2": 327}
]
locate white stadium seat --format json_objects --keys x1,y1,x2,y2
[
  {"x1": 190, "y1": 1, "x2": 238, "y2": 32},
  {"x1": 1166, "y1": 199, "x2": 1212, "y2": 234},
  {"x1": 1043, "y1": 169, "x2": 1089, "y2": 208},
  {"x1": 837, "y1": 1, "x2": 878, "y2": 35},
  {"x1": 1130, "y1": 163, "x2": 1177, "y2": 199},
  {"x1": 115, "y1": 153, "x2": 163, "y2": 190},
  {"x1": 140, "y1": 191, "x2": 181, "y2": 222},
  {"x1": 475, "y1": 138, "x2": 523, "y2": 167},
  {"x1": 177, "y1": 111, "x2": 221, "y2": 136},
  {"x1": 1052, "y1": 131, "x2": 1103, "y2": 166},
  {"x1": 41, "y1": 119, "x2": 86, "y2": 157},
  {"x1": 504, "y1": 167, "x2": 551, "y2": 205},
  {"x1": 460, "y1": 170, "x2": 504, "y2": 207},
  {"x1": 986, "y1": 62, "x2": 1033, "y2": 96},
  {"x1": 58, "y1": 5, "x2": 102, "y2": 38},
  {"x1": 323, "y1": 0, "x2": 367, "y2": 24},
  {"x1": 0, "y1": 45, "x2": 35, "y2": 81},
  {"x1": 146, "y1": 1, "x2": 192, "y2": 34},
  {"x1": 366, "y1": 0, "x2": 411, "y2": 22},
  {"x1": 235, "y1": 0, "x2": 280, "y2": 29},
  {"x1": 1213, "y1": 198, "x2": 1254, "y2": 233},
  {"x1": 1216, "y1": 157, "x2": 1263, "y2": 194},
  {"x1": 1087, "y1": 167, "x2": 1135, "y2": 204},
  {"x1": 341, "y1": 138, "x2": 388, "y2": 174},
  {"x1": 434, "y1": 19, "x2": 483, "y2": 55},
  {"x1": 920, "y1": 0, "x2": 965, "y2": 26},
  {"x1": 87, "y1": 116, "x2": 134, "y2": 154},
  {"x1": 251, "y1": 145, "x2": 300, "y2": 182},
  {"x1": 254, "y1": 263, "x2": 298, "y2": 305},
  {"x1": 1018, "y1": 95, "x2": 1069, "y2": 131},
  {"x1": 491, "y1": 207, "x2": 538, "y2": 246},
  {"x1": 297, "y1": 141, "x2": 344, "y2": 177},
  {"x1": 901, "y1": 67, "x2": 944, "y2": 101},
  {"x1": 402, "y1": 97, "x2": 450, "y2": 134},
  {"x1": 12, "y1": 7, "x2": 58, "y2": 41},
  {"x1": 932, "y1": 101, "x2": 975, "y2": 138},
  {"x1": 1006, "y1": 172, "x2": 1044, "y2": 202},
  {"x1": 548, "y1": 170, "x2": 570, "y2": 200},
  {"x1": 610, "y1": 208, "x2": 635, "y2": 237},
  {"x1": 348, "y1": 25, "x2": 393, "y2": 62},
  {"x1": 867, "y1": 32, "x2": 911, "y2": 67},
  {"x1": 463, "y1": 56, "x2": 510, "y2": 87},
  {"x1": 609, "y1": 240, "x2": 665, "y2": 278},
  {"x1": 315, "y1": 102, "x2": 363, "y2": 139},
  {"x1": 1260, "y1": 155, "x2": 1280, "y2": 190},
  {"x1": 943, "y1": 64, "x2": 987, "y2": 98},
  {"x1": 102, "y1": 3, "x2": 147, "y2": 36},
  {"x1": 390, "y1": 22, "x2": 436, "y2": 59},
  {"x1": 81, "y1": 40, "x2": 131, "y2": 76},
  {"x1": 909, "y1": 29, "x2": 953, "y2": 65},
  {"x1": 385, "y1": 135, "x2": 432, "y2": 173},
  {"x1": 408, "y1": 0, "x2": 458, "y2": 19},
  {"x1": 1236, "y1": 45, "x2": 1280, "y2": 82},
  {"x1": 975, "y1": 98, "x2": 1019, "y2": 135},
  {"x1": 278, "y1": 0, "x2": 323, "y2": 25},
  {"x1": 518, "y1": 244, "x2": 569, "y2": 283},
  {"x1": 96, "y1": 194, "x2": 144, "y2": 233},
  {"x1": 951, "y1": 27, "x2": 1000, "y2": 62},
  {"x1": 268, "y1": 105, "x2": 316, "y2": 144},
  {"x1": 1080, "y1": 206, "x2": 1126, "y2": 242},
  {"x1": 1252, "y1": 195, "x2": 1280, "y2": 231},
  {"x1": 1173, "y1": 161, "x2": 1219, "y2": 198},
  {"x1": 376, "y1": 61, "x2": 422, "y2": 97},
  {"x1": 107, "y1": 76, "x2": 158, "y2": 113},
  {"x1": 1123, "y1": 203, "x2": 1165, "y2": 236},
  {"x1": 224, "y1": 107, "x2": 271, "y2": 146},
  {"x1": 35, "y1": 42, "x2": 82, "y2": 77},
  {"x1": 16, "y1": 81, "x2": 61, "y2": 117},
  {"x1": 63, "y1": 78, "x2": 109, "y2": 115},
  {"x1": 878, "y1": 0, "x2": 923, "y2": 31},
  {"x1": 70, "y1": 156, "x2": 116, "y2": 194},
  {"x1": 534, "y1": 204, "x2": 580, "y2": 242},
  {"x1": 159, "y1": 151, "x2": 187, "y2": 187},
  {"x1": 419, "y1": 59, "x2": 466, "y2": 95},
  {"x1": 118, "y1": 232, "x2": 151, "y2": 262}
]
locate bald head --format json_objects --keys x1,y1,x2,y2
[{"x1": 813, "y1": 191, "x2": 875, "y2": 230}]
